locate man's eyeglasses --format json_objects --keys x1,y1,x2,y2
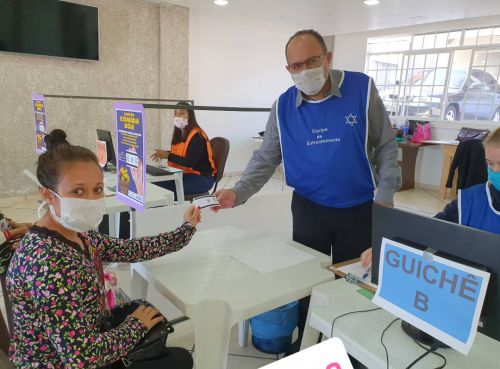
[{"x1": 287, "y1": 53, "x2": 325, "y2": 74}]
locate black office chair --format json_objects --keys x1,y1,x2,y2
[{"x1": 184, "y1": 137, "x2": 230, "y2": 201}]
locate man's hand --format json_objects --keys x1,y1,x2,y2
[
  {"x1": 360, "y1": 248, "x2": 372, "y2": 268},
  {"x1": 212, "y1": 189, "x2": 237, "y2": 212}
]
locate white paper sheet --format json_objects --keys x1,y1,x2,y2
[
  {"x1": 192, "y1": 195, "x2": 219, "y2": 209},
  {"x1": 334, "y1": 261, "x2": 376, "y2": 289},
  {"x1": 259, "y1": 337, "x2": 353, "y2": 369},
  {"x1": 232, "y1": 243, "x2": 315, "y2": 273}
]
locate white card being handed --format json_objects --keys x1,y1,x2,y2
[{"x1": 192, "y1": 195, "x2": 220, "y2": 209}]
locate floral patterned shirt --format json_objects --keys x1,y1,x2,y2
[{"x1": 6, "y1": 222, "x2": 196, "y2": 368}]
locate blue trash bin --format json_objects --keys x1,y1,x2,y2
[{"x1": 250, "y1": 301, "x2": 299, "y2": 354}]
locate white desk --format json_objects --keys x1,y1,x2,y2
[
  {"x1": 103, "y1": 166, "x2": 184, "y2": 203},
  {"x1": 301, "y1": 279, "x2": 500, "y2": 369},
  {"x1": 103, "y1": 172, "x2": 174, "y2": 238},
  {"x1": 130, "y1": 226, "x2": 334, "y2": 369},
  {"x1": 145, "y1": 166, "x2": 185, "y2": 203}
]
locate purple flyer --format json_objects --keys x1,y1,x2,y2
[
  {"x1": 114, "y1": 103, "x2": 146, "y2": 211},
  {"x1": 32, "y1": 94, "x2": 47, "y2": 155}
]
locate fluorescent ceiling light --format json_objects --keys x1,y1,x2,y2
[
  {"x1": 364, "y1": 0, "x2": 380, "y2": 5},
  {"x1": 214, "y1": 0, "x2": 229, "y2": 5}
]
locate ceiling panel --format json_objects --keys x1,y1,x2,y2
[{"x1": 148, "y1": 0, "x2": 500, "y2": 35}]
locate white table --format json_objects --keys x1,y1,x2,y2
[
  {"x1": 130, "y1": 226, "x2": 334, "y2": 369},
  {"x1": 301, "y1": 279, "x2": 500, "y2": 369},
  {"x1": 145, "y1": 165, "x2": 185, "y2": 203},
  {"x1": 103, "y1": 172, "x2": 174, "y2": 238}
]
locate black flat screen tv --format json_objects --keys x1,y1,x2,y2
[{"x1": 0, "y1": 0, "x2": 99, "y2": 60}]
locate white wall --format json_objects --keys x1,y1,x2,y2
[
  {"x1": 188, "y1": 9, "x2": 297, "y2": 174},
  {"x1": 332, "y1": 15, "x2": 500, "y2": 187},
  {"x1": 0, "y1": 0, "x2": 189, "y2": 197}
]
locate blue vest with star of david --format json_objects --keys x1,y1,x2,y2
[{"x1": 277, "y1": 70, "x2": 375, "y2": 208}]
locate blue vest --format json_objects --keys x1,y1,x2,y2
[
  {"x1": 459, "y1": 183, "x2": 500, "y2": 235},
  {"x1": 277, "y1": 71, "x2": 375, "y2": 208}
]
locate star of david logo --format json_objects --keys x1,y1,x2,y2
[{"x1": 345, "y1": 113, "x2": 358, "y2": 127}]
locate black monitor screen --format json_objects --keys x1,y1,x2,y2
[
  {"x1": 372, "y1": 204, "x2": 500, "y2": 342},
  {"x1": 96, "y1": 129, "x2": 116, "y2": 167},
  {"x1": 0, "y1": 0, "x2": 99, "y2": 60}
]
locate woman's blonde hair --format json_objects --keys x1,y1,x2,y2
[{"x1": 484, "y1": 127, "x2": 500, "y2": 148}]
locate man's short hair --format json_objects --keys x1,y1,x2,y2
[{"x1": 285, "y1": 29, "x2": 327, "y2": 56}]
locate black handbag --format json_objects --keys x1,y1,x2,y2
[
  {"x1": 456, "y1": 127, "x2": 490, "y2": 142},
  {"x1": 100, "y1": 299, "x2": 174, "y2": 367}
]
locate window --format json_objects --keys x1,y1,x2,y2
[{"x1": 366, "y1": 26, "x2": 500, "y2": 122}]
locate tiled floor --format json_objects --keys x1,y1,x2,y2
[{"x1": 0, "y1": 175, "x2": 449, "y2": 368}]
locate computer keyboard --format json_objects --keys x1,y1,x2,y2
[
  {"x1": 146, "y1": 165, "x2": 173, "y2": 176},
  {"x1": 104, "y1": 186, "x2": 116, "y2": 196}
]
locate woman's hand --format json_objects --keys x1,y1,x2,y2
[
  {"x1": 129, "y1": 305, "x2": 164, "y2": 331},
  {"x1": 10, "y1": 226, "x2": 29, "y2": 239},
  {"x1": 183, "y1": 206, "x2": 201, "y2": 228},
  {"x1": 150, "y1": 149, "x2": 169, "y2": 162}
]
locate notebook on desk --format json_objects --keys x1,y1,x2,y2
[
  {"x1": 104, "y1": 186, "x2": 116, "y2": 197},
  {"x1": 146, "y1": 165, "x2": 174, "y2": 176}
]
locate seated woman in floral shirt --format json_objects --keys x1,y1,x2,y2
[{"x1": 7, "y1": 129, "x2": 199, "y2": 369}]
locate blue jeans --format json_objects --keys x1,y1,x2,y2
[{"x1": 155, "y1": 174, "x2": 215, "y2": 200}]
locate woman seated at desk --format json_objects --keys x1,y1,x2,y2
[
  {"x1": 7, "y1": 129, "x2": 199, "y2": 369},
  {"x1": 151, "y1": 102, "x2": 217, "y2": 198},
  {"x1": 362, "y1": 126, "x2": 500, "y2": 266}
]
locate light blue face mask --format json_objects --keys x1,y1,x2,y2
[{"x1": 487, "y1": 167, "x2": 500, "y2": 191}]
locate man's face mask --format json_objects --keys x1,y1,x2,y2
[
  {"x1": 290, "y1": 57, "x2": 328, "y2": 96},
  {"x1": 46, "y1": 190, "x2": 105, "y2": 233}
]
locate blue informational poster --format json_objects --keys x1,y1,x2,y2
[
  {"x1": 114, "y1": 103, "x2": 146, "y2": 211},
  {"x1": 32, "y1": 94, "x2": 47, "y2": 155},
  {"x1": 373, "y1": 238, "x2": 490, "y2": 354}
]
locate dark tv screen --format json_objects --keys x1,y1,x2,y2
[{"x1": 0, "y1": 0, "x2": 99, "y2": 60}]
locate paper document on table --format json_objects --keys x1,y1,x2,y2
[
  {"x1": 329, "y1": 259, "x2": 377, "y2": 292},
  {"x1": 232, "y1": 244, "x2": 314, "y2": 273},
  {"x1": 338, "y1": 261, "x2": 372, "y2": 281}
]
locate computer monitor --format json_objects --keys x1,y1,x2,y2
[
  {"x1": 96, "y1": 129, "x2": 116, "y2": 171},
  {"x1": 371, "y1": 204, "x2": 500, "y2": 343}
]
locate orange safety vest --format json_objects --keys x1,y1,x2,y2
[{"x1": 168, "y1": 128, "x2": 217, "y2": 176}]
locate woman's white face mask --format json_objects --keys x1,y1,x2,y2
[
  {"x1": 173, "y1": 117, "x2": 188, "y2": 129},
  {"x1": 44, "y1": 190, "x2": 105, "y2": 233}
]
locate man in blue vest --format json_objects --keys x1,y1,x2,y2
[{"x1": 215, "y1": 29, "x2": 401, "y2": 354}]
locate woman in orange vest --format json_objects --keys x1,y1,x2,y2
[{"x1": 152, "y1": 102, "x2": 217, "y2": 198}]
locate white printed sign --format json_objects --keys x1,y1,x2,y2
[
  {"x1": 372, "y1": 238, "x2": 490, "y2": 354},
  {"x1": 259, "y1": 338, "x2": 353, "y2": 369}
]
